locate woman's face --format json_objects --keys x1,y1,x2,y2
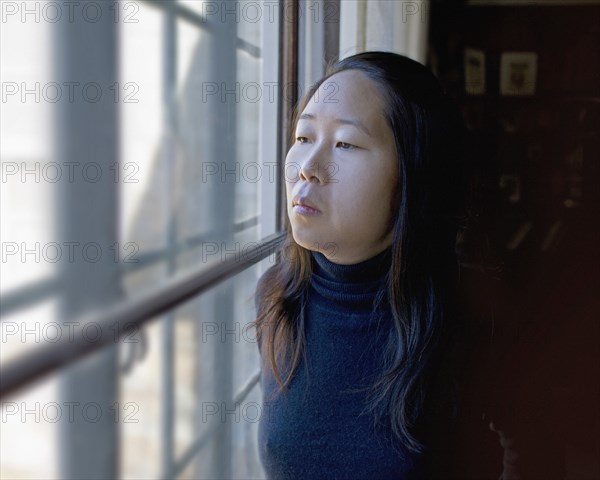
[{"x1": 285, "y1": 69, "x2": 399, "y2": 264}]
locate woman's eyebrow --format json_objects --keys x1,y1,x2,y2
[{"x1": 298, "y1": 113, "x2": 373, "y2": 138}]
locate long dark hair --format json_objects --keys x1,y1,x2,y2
[{"x1": 250, "y1": 51, "x2": 469, "y2": 455}]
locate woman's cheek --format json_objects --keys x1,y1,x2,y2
[
  {"x1": 284, "y1": 156, "x2": 300, "y2": 184},
  {"x1": 323, "y1": 159, "x2": 340, "y2": 184}
]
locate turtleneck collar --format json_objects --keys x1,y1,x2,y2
[
  {"x1": 311, "y1": 246, "x2": 393, "y2": 283},
  {"x1": 309, "y1": 246, "x2": 393, "y2": 314}
]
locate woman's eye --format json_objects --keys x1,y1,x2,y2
[
  {"x1": 296, "y1": 136, "x2": 308, "y2": 144},
  {"x1": 337, "y1": 141, "x2": 355, "y2": 150}
]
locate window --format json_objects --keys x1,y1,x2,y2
[{"x1": 0, "y1": 1, "x2": 317, "y2": 478}]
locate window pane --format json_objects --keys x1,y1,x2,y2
[
  {"x1": 121, "y1": 2, "x2": 278, "y2": 298},
  {"x1": 119, "y1": 5, "x2": 164, "y2": 255},
  {"x1": 119, "y1": 256, "x2": 273, "y2": 479},
  {"x1": 1, "y1": 1, "x2": 280, "y2": 478},
  {"x1": 1, "y1": 14, "x2": 62, "y2": 480},
  {"x1": 0, "y1": 9, "x2": 58, "y2": 293}
]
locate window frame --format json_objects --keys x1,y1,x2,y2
[{"x1": 0, "y1": 1, "x2": 302, "y2": 478}]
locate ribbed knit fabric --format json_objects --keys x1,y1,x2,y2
[{"x1": 255, "y1": 247, "x2": 427, "y2": 479}]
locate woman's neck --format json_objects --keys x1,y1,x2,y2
[
  {"x1": 310, "y1": 245, "x2": 393, "y2": 284},
  {"x1": 313, "y1": 239, "x2": 394, "y2": 266}
]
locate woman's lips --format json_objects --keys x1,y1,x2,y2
[{"x1": 292, "y1": 196, "x2": 321, "y2": 216}]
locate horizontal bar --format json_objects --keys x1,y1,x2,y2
[
  {"x1": 237, "y1": 37, "x2": 261, "y2": 59},
  {"x1": 124, "y1": 215, "x2": 259, "y2": 272},
  {"x1": 141, "y1": 0, "x2": 262, "y2": 58},
  {"x1": 142, "y1": 0, "x2": 210, "y2": 29},
  {"x1": 0, "y1": 277, "x2": 60, "y2": 319},
  {"x1": 0, "y1": 232, "x2": 285, "y2": 399},
  {"x1": 0, "y1": 215, "x2": 259, "y2": 318},
  {"x1": 233, "y1": 368, "x2": 261, "y2": 405},
  {"x1": 170, "y1": 369, "x2": 261, "y2": 478}
]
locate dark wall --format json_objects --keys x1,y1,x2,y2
[{"x1": 429, "y1": 4, "x2": 600, "y2": 479}]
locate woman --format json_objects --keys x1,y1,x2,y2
[{"x1": 251, "y1": 51, "x2": 516, "y2": 479}]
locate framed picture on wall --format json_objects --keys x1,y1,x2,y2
[
  {"x1": 464, "y1": 47, "x2": 486, "y2": 95},
  {"x1": 500, "y1": 52, "x2": 538, "y2": 96}
]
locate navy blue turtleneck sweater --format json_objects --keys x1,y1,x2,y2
[{"x1": 255, "y1": 247, "x2": 427, "y2": 479}]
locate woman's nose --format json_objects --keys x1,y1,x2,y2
[{"x1": 299, "y1": 145, "x2": 325, "y2": 183}]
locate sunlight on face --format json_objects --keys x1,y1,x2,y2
[{"x1": 285, "y1": 69, "x2": 399, "y2": 265}]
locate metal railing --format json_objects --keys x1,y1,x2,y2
[{"x1": 0, "y1": 231, "x2": 286, "y2": 399}]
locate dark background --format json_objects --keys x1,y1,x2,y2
[{"x1": 428, "y1": 3, "x2": 600, "y2": 478}]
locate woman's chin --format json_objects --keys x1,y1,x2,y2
[{"x1": 291, "y1": 230, "x2": 330, "y2": 253}]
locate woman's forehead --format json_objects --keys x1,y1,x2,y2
[{"x1": 301, "y1": 70, "x2": 387, "y2": 127}]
